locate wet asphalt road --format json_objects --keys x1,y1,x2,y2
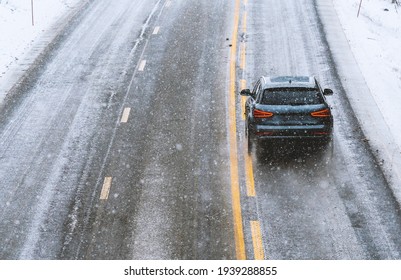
[{"x1": 1, "y1": 0, "x2": 401, "y2": 259}]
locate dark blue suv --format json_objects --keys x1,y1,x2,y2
[{"x1": 240, "y1": 76, "x2": 333, "y2": 152}]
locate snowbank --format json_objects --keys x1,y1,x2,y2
[
  {"x1": 333, "y1": 0, "x2": 401, "y2": 152},
  {"x1": 317, "y1": 0, "x2": 401, "y2": 206},
  {"x1": 0, "y1": 0, "x2": 82, "y2": 101}
]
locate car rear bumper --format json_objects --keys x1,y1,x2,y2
[{"x1": 250, "y1": 124, "x2": 332, "y2": 140}]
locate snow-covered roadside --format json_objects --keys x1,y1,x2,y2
[
  {"x1": 333, "y1": 0, "x2": 401, "y2": 157},
  {"x1": 0, "y1": 0, "x2": 84, "y2": 103},
  {"x1": 317, "y1": 0, "x2": 401, "y2": 206}
]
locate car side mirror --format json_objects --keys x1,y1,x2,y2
[
  {"x1": 323, "y1": 88, "x2": 333, "y2": 96},
  {"x1": 240, "y1": 89, "x2": 251, "y2": 96}
]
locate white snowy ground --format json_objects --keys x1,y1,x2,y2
[
  {"x1": 0, "y1": 0, "x2": 80, "y2": 74},
  {"x1": 333, "y1": 0, "x2": 401, "y2": 154},
  {"x1": 0, "y1": 0, "x2": 81, "y2": 100}
]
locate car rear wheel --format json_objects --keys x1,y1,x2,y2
[
  {"x1": 245, "y1": 122, "x2": 253, "y2": 154},
  {"x1": 247, "y1": 135, "x2": 254, "y2": 154}
]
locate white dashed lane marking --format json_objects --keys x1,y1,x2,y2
[
  {"x1": 153, "y1": 26, "x2": 160, "y2": 35},
  {"x1": 138, "y1": 60, "x2": 147, "y2": 71},
  {"x1": 100, "y1": 177, "x2": 113, "y2": 200},
  {"x1": 120, "y1": 107, "x2": 131, "y2": 123}
]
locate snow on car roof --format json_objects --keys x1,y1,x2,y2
[{"x1": 264, "y1": 76, "x2": 316, "y2": 88}]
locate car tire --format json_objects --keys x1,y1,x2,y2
[
  {"x1": 245, "y1": 122, "x2": 253, "y2": 154},
  {"x1": 247, "y1": 135, "x2": 254, "y2": 154}
]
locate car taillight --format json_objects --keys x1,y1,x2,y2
[
  {"x1": 253, "y1": 109, "x2": 273, "y2": 118},
  {"x1": 311, "y1": 108, "x2": 331, "y2": 117}
]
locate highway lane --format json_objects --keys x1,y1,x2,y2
[
  {"x1": 0, "y1": 0, "x2": 171, "y2": 259},
  {"x1": 67, "y1": 0, "x2": 237, "y2": 259},
  {"x1": 240, "y1": 0, "x2": 401, "y2": 259},
  {"x1": 1, "y1": 0, "x2": 401, "y2": 260},
  {"x1": 0, "y1": 0, "x2": 238, "y2": 259}
]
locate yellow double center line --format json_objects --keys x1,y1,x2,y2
[
  {"x1": 229, "y1": 0, "x2": 265, "y2": 260},
  {"x1": 228, "y1": 0, "x2": 246, "y2": 260}
]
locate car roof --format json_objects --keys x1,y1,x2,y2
[{"x1": 261, "y1": 76, "x2": 317, "y2": 89}]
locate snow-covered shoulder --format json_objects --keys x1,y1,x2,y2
[
  {"x1": 0, "y1": 0, "x2": 82, "y2": 103},
  {"x1": 319, "y1": 0, "x2": 401, "y2": 205},
  {"x1": 333, "y1": 0, "x2": 401, "y2": 152}
]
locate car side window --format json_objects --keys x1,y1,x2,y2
[
  {"x1": 252, "y1": 80, "x2": 261, "y2": 97},
  {"x1": 255, "y1": 84, "x2": 264, "y2": 101}
]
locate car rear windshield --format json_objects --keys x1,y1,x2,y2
[{"x1": 261, "y1": 88, "x2": 323, "y2": 105}]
